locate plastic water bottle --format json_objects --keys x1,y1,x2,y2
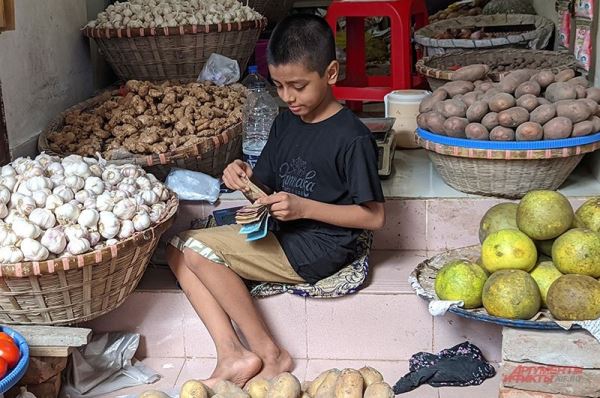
[
  {"x1": 242, "y1": 67, "x2": 278, "y2": 168},
  {"x1": 241, "y1": 65, "x2": 270, "y2": 91}
]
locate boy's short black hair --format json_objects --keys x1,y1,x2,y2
[{"x1": 267, "y1": 14, "x2": 336, "y2": 76}]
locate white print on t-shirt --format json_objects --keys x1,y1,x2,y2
[{"x1": 279, "y1": 157, "x2": 317, "y2": 198}]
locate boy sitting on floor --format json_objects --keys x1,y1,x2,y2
[{"x1": 167, "y1": 14, "x2": 385, "y2": 387}]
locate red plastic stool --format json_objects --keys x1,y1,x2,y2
[{"x1": 325, "y1": 0, "x2": 428, "y2": 110}]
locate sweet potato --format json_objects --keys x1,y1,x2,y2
[
  {"x1": 498, "y1": 107, "x2": 530, "y2": 128},
  {"x1": 334, "y1": 369, "x2": 364, "y2": 398},
  {"x1": 466, "y1": 101, "x2": 489, "y2": 122},
  {"x1": 425, "y1": 112, "x2": 446, "y2": 134},
  {"x1": 488, "y1": 93, "x2": 516, "y2": 112},
  {"x1": 498, "y1": 77, "x2": 521, "y2": 94},
  {"x1": 451, "y1": 64, "x2": 490, "y2": 82},
  {"x1": 268, "y1": 373, "x2": 302, "y2": 398},
  {"x1": 358, "y1": 367, "x2": 384, "y2": 388},
  {"x1": 443, "y1": 117, "x2": 468, "y2": 137},
  {"x1": 516, "y1": 94, "x2": 539, "y2": 112},
  {"x1": 506, "y1": 69, "x2": 535, "y2": 84},
  {"x1": 543, "y1": 117, "x2": 573, "y2": 139},
  {"x1": 529, "y1": 103, "x2": 556, "y2": 125},
  {"x1": 478, "y1": 81, "x2": 495, "y2": 92},
  {"x1": 315, "y1": 370, "x2": 341, "y2": 398},
  {"x1": 416, "y1": 112, "x2": 429, "y2": 130},
  {"x1": 490, "y1": 126, "x2": 515, "y2": 141},
  {"x1": 435, "y1": 99, "x2": 467, "y2": 118},
  {"x1": 537, "y1": 97, "x2": 551, "y2": 105},
  {"x1": 462, "y1": 91, "x2": 480, "y2": 107},
  {"x1": 582, "y1": 98, "x2": 598, "y2": 114},
  {"x1": 572, "y1": 120, "x2": 594, "y2": 137},
  {"x1": 363, "y1": 383, "x2": 394, "y2": 398},
  {"x1": 591, "y1": 116, "x2": 600, "y2": 133},
  {"x1": 556, "y1": 100, "x2": 592, "y2": 123},
  {"x1": 516, "y1": 122, "x2": 543, "y2": 141},
  {"x1": 567, "y1": 76, "x2": 590, "y2": 88},
  {"x1": 545, "y1": 82, "x2": 577, "y2": 102},
  {"x1": 481, "y1": 112, "x2": 499, "y2": 130},
  {"x1": 443, "y1": 81, "x2": 475, "y2": 97},
  {"x1": 532, "y1": 70, "x2": 555, "y2": 88},
  {"x1": 515, "y1": 81, "x2": 541, "y2": 98},
  {"x1": 465, "y1": 123, "x2": 489, "y2": 140},
  {"x1": 555, "y1": 69, "x2": 576, "y2": 82},
  {"x1": 586, "y1": 87, "x2": 600, "y2": 102},
  {"x1": 575, "y1": 85, "x2": 587, "y2": 99}
]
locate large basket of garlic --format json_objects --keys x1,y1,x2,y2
[
  {"x1": 39, "y1": 79, "x2": 246, "y2": 180},
  {"x1": 0, "y1": 153, "x2": 178, "y2": 325},
  {"x1": 83, "y1": 0, "x2": 267, "y2": 81}
]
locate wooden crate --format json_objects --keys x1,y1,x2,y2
[{"x1": 501, "y1": 328, "x2": 600, "y2": 397}]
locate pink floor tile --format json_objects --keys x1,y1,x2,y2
[
  {"x1": 175, "y1": 358, "x2": 217, "y2": 388},
  {"x1": 83, "y1": 292, "x2": 187, "y2": 358},
  {"x1": 433, "y1": 313, "x2": 502, "y2": 363},
  {"x1": 373, "y1": 200, "x2": 427, "y2": 251},
  {"x1": 255, "y1": 295, "x2": 308, "y2": 359},
  {"x1": 366, "y1": 250, "x2": 428, "y2": 294},
  {"x1": 306, "y1": 295, "x2": 433, "y2": 361},
  {"x1": 182, "y1": 298, "x2": 218, "y2": 358},
  {"x1": 112, "y1": 357, "x2": 184, "y2": 398},
  {"x1": 426, "y1": 198, "x2": 507, "y2": 251},
  {"x1": 305, "y1": 359, "x2": 438, "y2": 398},
  {"x1": 438, "y1": 365, "x2": 501, "y2": 398}
]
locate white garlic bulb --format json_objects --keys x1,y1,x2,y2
[
  {"x1": 29, "y1": 208, "x2": 56, "y2": 230},
  {"x1": 96, "y1": 192, "x2": 115, "y2": 212},
  {"x1": 0, "y1": 246, "x2": 23, "y2": 263},
  {"x1": 53, "y1": 185, "x2": 75, "y2": 203},
  {"x1": 113, "y1": 198, "x2": 137, "y2": 220},
  {"x1": 32, "y1": 189, "x2": 50, "y2": 207},
  {"x1": 118, "y1": 219, "x2": 135, "y2": 239},
  {"x1": 55, "y1": 203, "x2": 80, "y2": 225},
  {"x1": 21, "y1": 238, "x2": 49, "y2": 261},
  {"x1": 25, "y1": 176, "x2": 52, "y2": 192},
  {"x1": 65, "y1": 224, "x2": 88, "y2": 242},
  {"x1": 67, "y1": 237, "x2": 91, "y2": 255},
  {"x1": 0, "y1": 186, "x2": 10, "y2": 204},
  {"x1": 45, "y1": 194, "x2": 64, "y2": 211},
  {"x1": 78, "y1": 209, "x2": 100, "y2": 229},
  {"x1": 41, "y1": 227, "x2": 67, "y2": 254},
  {"x1": 99, "y1": 211, "x2": 120, "y2": 239},
  {"x1": 12, "y1": 217, "x2": 41, "y2": 240},
  {"x1": 132, "y1": 210, "x2": 151, "y2": 231},
  {"x1": 85, "y1": 176, "x2": 105, "y2": 195},
  {"x1": 0, "y1": 165, "x2": 15, "y2": 177},
  {"x1": 64, "y1": 175, "x2": 85, "y2": 191},
  {"x1": 88, "y1": 231, "x2": 101, "y2": 246}
]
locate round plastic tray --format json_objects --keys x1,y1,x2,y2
[
  {"x1": 0, "y1": 326, "x2": 29, "y2": 393},
  {"x1": 417, "y1": 128, "x2": 600, "y2": 150}
]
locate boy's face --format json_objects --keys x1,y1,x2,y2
[{"x1": 269, "y1": 60, "x2": 338, "y2": 119}]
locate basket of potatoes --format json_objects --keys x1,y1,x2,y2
[
  {"x1": 416, "y1": 49, "x2": 580, "y2": 90},
  {"x1": 83, "y1": 0, "x2": 266, "y2": 81},
  {"x1": 39, "y1": 79, "x2": 246, "y2": 179},
  {"x1": 415, "y1": 68, "x2": 600, "y2": 199}
]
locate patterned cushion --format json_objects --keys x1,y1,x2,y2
[{"x1": 248, "y1": 231, "x2": 373, "y2": 298}]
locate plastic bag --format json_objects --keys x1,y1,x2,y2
[
  {"x1": 575, "y1": 20, "x2": 593, "y2": 71},
  {"x1": 60, "y1": 333, "x2": 159, "y2": 398},
  {"x1": 165, "y1": 168, "x2": 221, "y2": 203},
  {"x1": 198, "y1": 53, "x2": 240, "y2": 86}
]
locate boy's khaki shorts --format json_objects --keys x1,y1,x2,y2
[{"x1": 169, "y1": 225, "x2": 305, "y2": 284}]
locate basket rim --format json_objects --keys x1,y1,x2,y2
[
  {"x1": 38, "y1": 89, "x2": 243, "y2": 167},
  {"x1": 0, "y1": 192, "x2": 178, "y2": 278},
  {"x1": 415, "y1": 49, "x2": 579, "y2": 81},
  {"x1": 82, "y1": 18, "x2": 267, "y2": 39},
  {"x1": 417, "y1": 128, "x2": 600, "y2": 159},
  {"x1": 414, "y1": 14, "x2": 554, "y2": 48}
]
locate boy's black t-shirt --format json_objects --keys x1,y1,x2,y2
[{"x1": 253, "y1": 108, "x2": 385, "y2": 284}]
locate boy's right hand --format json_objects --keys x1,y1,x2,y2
[{"x1": 222, "y1": 159, "x2": 253, "y2": 194}]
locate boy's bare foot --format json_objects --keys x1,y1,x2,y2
[
  {"x1": 204, "y1": 350, "x2": 262, "y2": 388},
  {"x1": 252, "y1": 348, "x2": 294, "y2": 381}
]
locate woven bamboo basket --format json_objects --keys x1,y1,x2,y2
[
  {"x1": 38, "y1": 90, "x2": 243, "y2": 180},
  {"x1": 417, "y1": 129, "x2": 600, "y2": 199},
  {"x1": 409, "y1": 246, "x2": 576, "y2": 330},
  {"x1": 414, "y1": 14, "x2": 554, "y2": 57},
  {"x1": 416, "y1": 49, "x2": 580, "y2": 90},
  {"x1": 0, "y1": 193, "x2": 178, "y2": 326},
  {"x1": 82, "y1": 19, "x2": 266, "y2": 81}
]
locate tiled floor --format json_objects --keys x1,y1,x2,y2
[{"x1": 114, "y1": 357, "x2": 501, "y2": 398}]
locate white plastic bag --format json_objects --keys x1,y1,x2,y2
[
  {"x1": 198, "y1": 53, "x2": 240, "y2": 86},
  {"x1": 165, "y1": 168, "x2": 221, "y2": 203}
]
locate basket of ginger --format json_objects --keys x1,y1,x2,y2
[{"x1": 39, "y1": 79, "x2": 247, "y2": 179}]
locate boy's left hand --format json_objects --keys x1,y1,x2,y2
[{"x1": 257, "y1": 192, "x2": 306, "y2": 221}]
